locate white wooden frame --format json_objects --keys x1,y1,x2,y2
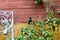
[{"x1": 0, "y1": 11, "x2": 14, "y2": 40}]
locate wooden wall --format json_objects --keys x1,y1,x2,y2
[{"x1": 0, "y1": 0, "x2": 60, "y2": 23}]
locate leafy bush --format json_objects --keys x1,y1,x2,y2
[
  {"x1": 46, "y1": 10, "x2": 60, "y2": 31},
  {"x1": 37, "y1": 18, "x2": 45, "y2": 27},
  {"x1": 13, "y1": 27, "x2": 38, "y2": 40},
  {"x1": 57, "y1": 8, "x2": 60, "y2": 15}
]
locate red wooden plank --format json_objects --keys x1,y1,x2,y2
[
  {"x1": 14, "y1": 14, "x2": 46, "y2": 18},
  {"x1": 14, "y1": 9, "x2": 46, "y2": 15},
  {"x1": 0, "y1": 0, "x2": 60, "y2": 9},
  {"x1": 0, "y1": 0, "x2": 6, "y2": 2},
  {"x1": 0, "y1": 1, "x2": 34, "y2": 9},
  {"x1": 8, "y1": 0, "x2": 33, "y2": 2},
  {"x1": 0, "y1": 1, "x2": 45, "y2": 9}
]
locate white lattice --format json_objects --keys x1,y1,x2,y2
[{"x1": 0, "y1": 11, "x2": 14, "y2": 40}]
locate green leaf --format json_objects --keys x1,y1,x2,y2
[
  {"x1": 37, "y1": 18, "x2": 45, "y2": 27},
  {"x1": 34, "y1": 0, "x2": 39, "y2": 4},
  {"x1": 38, "y1": 36, "x2": 45, "y2": 40}
]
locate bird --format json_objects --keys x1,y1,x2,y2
[{"x1": 28, "y1": 17, "x2": 32, "y2": 24}]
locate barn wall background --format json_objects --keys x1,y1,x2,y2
[
  {"x1": 0, "y1": 0, "x2": 60, "y2": 40},
  {"x1": 0, "y1": 0, "x2": 60, "y2": 23}
]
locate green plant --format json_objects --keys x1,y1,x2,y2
[
  {"x1": 34, "y1": 0, "x2": 43, "y2": 4},
  {"x1": 37, "y1": 18, "x2": 45, "y2": 28},
  {"x1": 38, "y1": 30, "x2": 53, "y2": 40},
  {"x1": 30, "y1": 21, "x2": 36, "y2": 26},
  {"x1": 44, "y1": 0, "x2": 50, "y2": 5},
  {"x1": 34, "y1": 0, "x2": 60, "y2": 40},
  {"x1": 13, "y1": 27, "x2": 38, "y2": 40},
  {"x1": 57, "y1": 8, "x2": 60, "y2": 15},
  {"x1": 46, "y1": 10, "x2": 60, "y2": 31},
  {"x1": 36, "y1": 18, "x2": 54, "y2": 40},
  {"x1": 34, "y1": 0, "x2": 50, "y2": 5}
]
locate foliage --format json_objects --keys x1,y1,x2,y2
[
  {"x1": 37, "y1": 18, "x2": 45, "y2": 27},
  {"x1": 34, "y1": 0, "x2": 43, "y2": 4},
  {"x1": 36, "y1": 18, "x2": 53, "y2": 40},
  {"x1": 38, "y1": 30, "x2": 53, "y2": 40},
  {"x1": 10, "y1": 18, "x2": 54, "y2": 40},
  {"x1": 13, "y1": 27, "x2": 38, "y2": 40},
  {"x1": 57, "y1": 8, "x2": 60, "y2": 15},
  {"x1": 44, "y1": 0, "x2": 50, "y2": 5},
  {"x1": 34, "y1": 0, "x2": 50, "y2": 5},
  {"x1": 46, "y1": 10, "x2": 60, "y2": 31},
  {"x1": 29, "y1": 21, "x2": 36, "y2": 26}
]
